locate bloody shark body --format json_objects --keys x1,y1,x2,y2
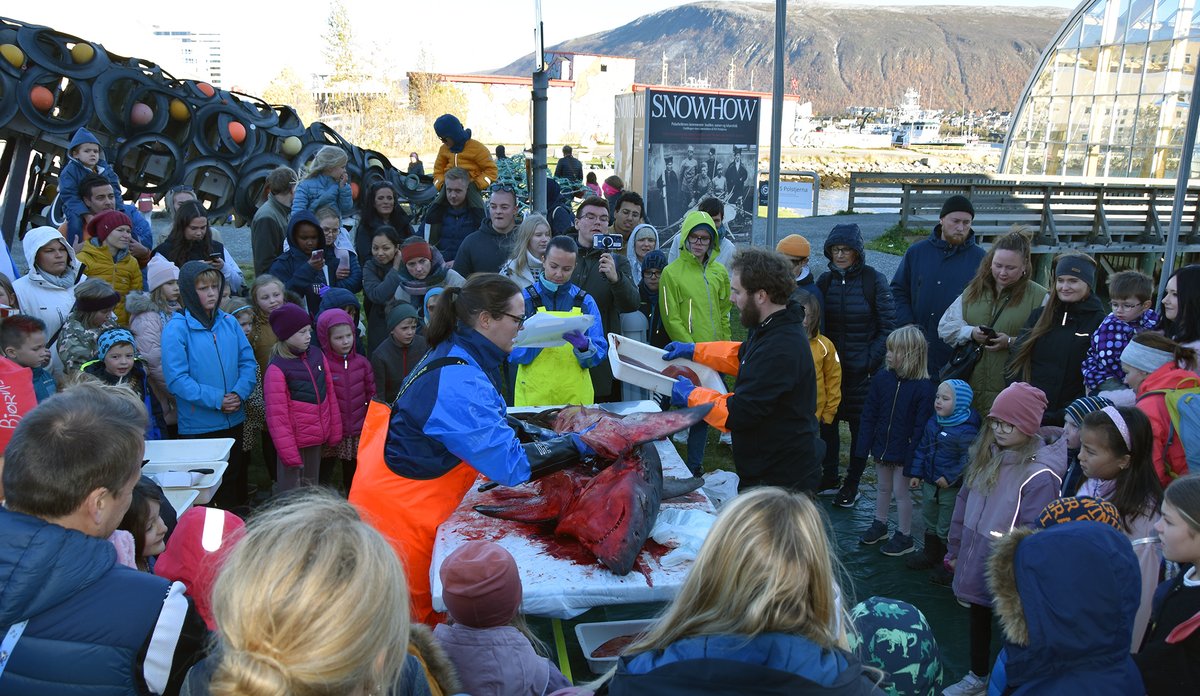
[{"x1": 476, "y1": 404, "x2": 710, "y2": 574}]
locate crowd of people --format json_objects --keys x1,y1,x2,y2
[{"x1": 0, "y1": 117, "x2": 1198, "y2": 696}]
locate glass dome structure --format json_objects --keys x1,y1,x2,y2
[{"x1": 1003, "y1": 0, "x2": 1200, "y2": 179}]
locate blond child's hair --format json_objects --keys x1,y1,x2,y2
[
  {"x1": 886, "y1": 325, "x2": 928, "y2": 380},
  {"x1": 304, "y1": 145, "x2": 349, "y2": 180}
]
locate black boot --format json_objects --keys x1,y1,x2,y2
[{"x1": 906, "y1": 533, "x2": 939, "y2": 570}]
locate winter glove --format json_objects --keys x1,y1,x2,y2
[
  {"x1": 506, "y1": 415, "x2": 558, "y2": 442},
  {"x1": 671, "y1": 375, "x2": 696, "y2": 408},
  {"x1": 662, "y1": 341, "x2": 695, "y2": 361},
  {"x1": 563, "y1": 330, "x2": 590, "y2": 352}
]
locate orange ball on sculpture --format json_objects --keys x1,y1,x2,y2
[
  {"x1": 197, "y1": 82, "x2": 215, "y2": 98},
  {"x1": 30, "y1": 85, "x2": 54, "y2": 112},
  {"x1": 228, "y1": 121, "x2": 246, "y2": 144}
]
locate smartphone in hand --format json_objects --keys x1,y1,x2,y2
[{"x1": 311, "y1": 249, "x2": 325, "y2": 261}]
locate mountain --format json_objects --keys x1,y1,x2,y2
[{"x1": 489, "y1": 1, "x2": 1070, "y2": 114}]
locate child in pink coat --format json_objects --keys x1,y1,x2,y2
[
  {"x1": 316, "y1": 307, "x2": 375, "y2": 492},
  {"x1": 264, "y1": 303, "x2": 342, "y2": 491}
]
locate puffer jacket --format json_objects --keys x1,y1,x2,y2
[
  {"x1": 817, "y1": 226, "x2": 895, "y2": 419},
  {"x1": 264, "y1": 344, "x2": 342, "y2": 468},
  {"x1": 1083, "y1": 309, "x2": 1161, "y2": 391},
  {"x1": 316, "y1": 308, "x2": 375, "y2": 441},
  {"x1": 433, "y1": 623, "x2": 571, "y2": 696},
  {"x1": 947, "y1": 428, "x2": 1068, "y2": 607},
  {"x1": 76, "y1": 242, "x2": 142, "y2": 326},
  {"x1": 1011, "y1": 293, "x2": 1106, "y2": 426},
  {"x1": 890, "y1": 224, "x2": 986, "y2": 371},
  {"x1": 269, "y1": 211, "x2": 363, "y2": 315},
  {"x1": 660, "y1": 211, "x2": 731, "y2": 344},
  {"x1": 162, "y1": 261, "x2": 258, "y2": 435},
  {"x1": 433, "y1": 137, "x2": 497, "y2": 191},
  {"x1": 0, "y1": 508, "x2": 206, "y2": 695},
  {"x1": 987, "y1": 523, "x2": 1143, "y2": 695},
  {"x1": 907, "y1": 411, "x2": 982, "y2": 485},
  {"x1": 854, "y1": 369, "x2": 936, "y2": 466},
  {"x1": 127, "y1": 291, "x2": 177, "y2": 426},
  {"x1": 811, "y1": 333, "x2": 841, "y2": 424},
  {"x1": 1135, "y1": 572, "x2": 1200, "y2": 694},
  {"x1": 12, "y1": 226, "x2": 86, "y2": 368},
  {"x1": 291, "y1": 172, "x2": 354, "y2": 218},
  {"x1": 610, "y1": 632, "x2": 885, "y2": 695},
  {"x1": 1135, "y1": 363, "x2": 1199, "y2": 487},
  {"x1": 317, "y1": 287, "x2": 366, "y2": 356}
]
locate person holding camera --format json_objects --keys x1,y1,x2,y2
[
  {"x1": 568, "y1": 196, "x2": 640, "y2": 401},
  {"x1": 660, "y1": 211, "x2": 732, "y2": 475}
]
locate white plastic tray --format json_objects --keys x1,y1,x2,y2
[
  {"x1": 143, "y1": 438, "x2": 234, "y2": 464},
  {"x1": 142, "y1": 461, "x2": 228, "y2": 505},
  {"x1": 607, "y1": 334, "x2": 727, "y2": 398},
  {"x1": 514, "y1": 312, "x2": 595, "y2": 348},
  {"x1": 162, "y1": 488, "x2": 199, "y2": 516},
  {"x1": 575, "y1": 619, "x2": 656, "y2": 673}
]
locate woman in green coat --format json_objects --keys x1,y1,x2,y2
[
  {"x1": 938, "y1": 229, "x2": 1047, "y2": 415},
  {"x1": 660, "y1": 210, "x2": 732, "y2": 474}
]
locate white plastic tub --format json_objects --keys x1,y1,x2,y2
[
  {"x1": 142, "y1": 461, "x2": 228, "y2": 505},
  {"x1": 143, "y1": 438, "x2": 234, "y2": 464},
  {"x1": 162, "y1": 488, "x2": 199, "y2": 515},
  {"x1": 607, "y1": 334, "x2": 727, "y2": 398},
  {"x1": 575, "y1": 618, "x2": 656, "y2": 673}
]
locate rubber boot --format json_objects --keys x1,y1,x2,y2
[{"x1": 906, "y1": 532, "x2": 939, "y2": 570}]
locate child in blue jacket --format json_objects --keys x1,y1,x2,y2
[
  {"x1": 162, "y1": 262, "x2": 257, "y2": 509},
  {"x1": 855, "y1": 325, "x2": 935, "y2": 556},
  {"x1": 905, "y1": 378, "x2": 981, "y2": 577},
  {"x1": 60, "y1": 128, "x2": 124, "y2": 245},
  {"x1": 291, "y1": 145, "x2": 355, "y2": 219}
]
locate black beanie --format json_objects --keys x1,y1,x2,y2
[
  {"x1": 1055, "y1": 254, "x2": 1096, "y2": 289},
  {"x1": 939, "y1": 194, "x2": 975, "y2": 219}
]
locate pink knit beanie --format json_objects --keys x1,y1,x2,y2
[{"x1": 989, "y1": 382, "x2": 1048, "y2": 437}]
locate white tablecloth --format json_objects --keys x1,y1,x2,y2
[{"x1": 431, "y1": 404, "x2": 715, "y2": 619}]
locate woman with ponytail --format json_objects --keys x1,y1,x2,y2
[{"x1": 349, "y1": 273, "x2": 602, "y2": 625}]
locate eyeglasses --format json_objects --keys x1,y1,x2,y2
[
  {"x1": 1110, "y1": 301, "x2": 1146, "y2": 312},
  {"x1": 582, "y1": 212, "x2": 610, "y2": 224},
  {"x1": 642, "y1": 270, "x2": 662, "y2": 278},
  {"x1": 500, "y1": 311, "x2": 527, "y2": 327},
  {"x1": 686, "y1": 234, "x2": 711, "y2": 245},
  {"x1": 830, "y1": 246, "x2": 854, "y2": 256},
  {"x1": 990, "y1": 419, "x2": 1016, "y2": 435},
  {"x1": 321, "y1": 225, "x2": 340, "y2": 235}
]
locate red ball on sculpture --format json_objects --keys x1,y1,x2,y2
[
  {"x1": 197, "y1": 82, "x2": 215, "y2": 98},
  {"x1": 30, "y1": 85, "x2": 54, "y2": 112},
  {"x1": 130, "y1": 102, "x2": 154, "y2": 126},
  {"x1": 228, "y1": 121, "x2": 246, "y2": 144},
  {"x1": 351, "y1": 182, "x2": 360, "y2": 200}
]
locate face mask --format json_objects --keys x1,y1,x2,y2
[{"x1": 540, "y1": 276, "x2": 560, "y2": 293}]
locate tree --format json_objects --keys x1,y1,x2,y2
[
  {"x1": 323, "y1": 0, "x2": 357, "y2": 85},
  {"x1": 262, "y1": 67, "x2": 317, "y2": 124}
]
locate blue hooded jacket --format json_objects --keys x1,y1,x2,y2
[
  {"x1": 269, "y1": 211, "x2": 363, "y2": 315},
  {"x1": 986, "y1": 522, "x2": 1143, "y2": 695},
  {"x1": 509, "y1": 279, "x2": 607, "y2": 370},
  {"x1": 611, "y1": 633, "x2": 884, "y2": 695},
  {"x1": 162, "y1": 261, "x2": 258, "y2": 434}
]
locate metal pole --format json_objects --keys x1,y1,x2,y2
[
  {"x1": 1158, "y1": 54, "x2": 1200, "y2": 304},
  {"x1": 531, "y1": 0, "x2": 548, "y2": 215},
  {"x1": 765, "y1": 0, "x2": 786, "y2": 248},
  {"x1": 0, "y1": 139, "x2": 33, "y2": 248}
]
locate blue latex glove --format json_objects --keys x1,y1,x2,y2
[
  {"x1": 671, "y1": 375, "x2": 696, "y2": 408},
  {"x1": 563, "y1": 330, "x2": 590, "y2": 352},
  {"x1": 571, "y1": 422, "x2": 598, "y2": 457},
  {"x1": 662, "y1": 341, "x2": 695, "y2": 361}
]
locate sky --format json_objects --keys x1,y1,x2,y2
[{"x1": 8, "y1": 0, "x2": 1083, "y2": 92}]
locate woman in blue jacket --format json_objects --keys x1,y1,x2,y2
[
  {"x1": 162, "y1": 261, "x2": 257, "y2": 508},
  {"x1": 608, "y1": 487, "x2": 885, "y2": 695},
  {"x1": 269, "y1": 211, "x2": 362, "y2": 316},
  {"x1": 349, "y1": 274, "x2": 597, "y2": 625}
]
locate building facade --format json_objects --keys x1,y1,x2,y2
[
  {"x1": 151, "y1": 29, "x2": 223, "y2": 87},
  {"x1": 1003, "y1": 0, "x2": 1200, "y2": 180}
]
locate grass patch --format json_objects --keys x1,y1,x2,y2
[{"x1": 865, "y1": 222, "x2": 927, "y2": 256}]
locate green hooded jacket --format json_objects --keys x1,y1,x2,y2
[{"x1": 659, "y1": 211, "x2": 731, "y2": 343}]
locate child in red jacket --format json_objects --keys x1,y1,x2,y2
[
  {"x1": 316, "y1": 307, "x2": 375, "y2": 492},
  {"x1": 264, "y1": 303, "x2": 342, "y2": 491}
]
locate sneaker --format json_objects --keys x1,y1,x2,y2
[
  {"x1": 942, "y1": 671, "x2": 987, "y2": 696},
  {"x1": 718, "y1": 431, "x2": 732, "y2": 445},
  {"x1": 833, "y1": 484, "x2": 860, "y2": 508},
  {"x1": 881, "y1": 532, "x2": 916, "y2": 556},
  {"x1": 859, "y1": 520, "x2": 889, "y2": 545},
  {"x1": 672, "y1": 431, "x2": 688, "y2": 444},
  {"x1": 817, "y1": 478, "x2": 841, "y2": 496}
]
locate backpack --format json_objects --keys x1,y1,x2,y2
[
  {"x1": 1139, "y1": 381, "x2": 1200, "y2": 479},
  {"x1": 818, "y1": 267, "x2": 877, "y2": 313}
]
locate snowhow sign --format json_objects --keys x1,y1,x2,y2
[{"x1": 647, "y1": 90, "x2": 760, "y2": 143}]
